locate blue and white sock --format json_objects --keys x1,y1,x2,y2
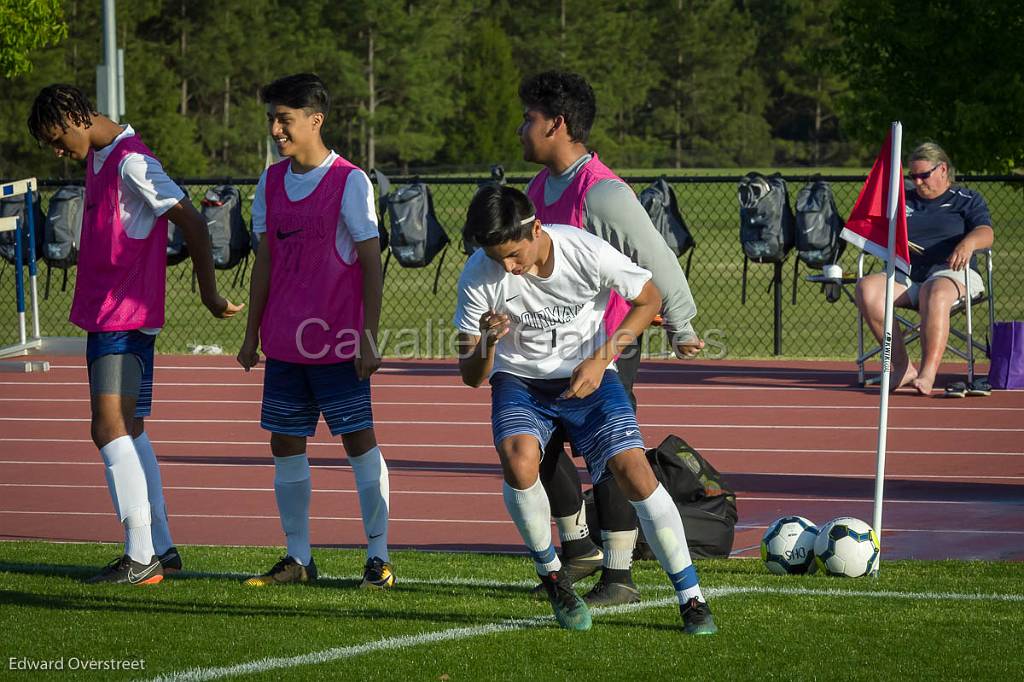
[
  {"x1": 349, "y1": 446, "x2": 390, "y2": 563},
  {"x1": 100, "y1": 435, "x2": 154, "y2": 564},
  {"x1": 274, "y1": 453, "x2": 312, "y2": 566},
  {"x1": 630, "y1": 484, "x2": 705, "y2": 604},
  {"x1": 503, "y1": 478, "x2": 561, "y2": 575},
  {"x1": 133, "y1": 432, "x2": 174, "y2": 554}
]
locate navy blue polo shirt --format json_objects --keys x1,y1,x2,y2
[{"x1": 906, "y1": 186, "x2": 991, "y2": 283}]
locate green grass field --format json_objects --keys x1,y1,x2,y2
[
  {"x1": 1, "y1": 541, "x2": 1022, "y2": 680},
  {"x1": 4, "y1": 175, "x2": 1021, "y2": 358}
]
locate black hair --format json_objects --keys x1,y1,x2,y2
[
  {"x1": 463, "y1": 184, "x2": 536, "y2": 248},
  {"x1": 27, "y1": 84, "x2": 97, "y2": 143},
  {"x1": 518, "y1": 71, "x2": 596, "y2": 144},
  {"x1": 260, "y1": 73, "x2": 330, "y2": 117}
]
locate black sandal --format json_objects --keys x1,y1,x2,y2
[
  {"x1": 967, "y1": 377, "x2": 992, "y2": 397},
  {"x1": 943, "y1": 381, "x2": 967, "y2": 398}
]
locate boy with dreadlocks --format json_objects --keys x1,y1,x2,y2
[{"x1": 28, "y1": 84, "x2": 242, "y2": 584}]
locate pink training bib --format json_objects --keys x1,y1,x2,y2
[
  {"x1": 527, "y1": 153, "x2": 632, "y2": 338},
  {"x1": 260, "y1": 156, "x2": 366, "y2": 364},
  {"x1": 71, "y1": 134, "x2": 169, "y2": 332}
]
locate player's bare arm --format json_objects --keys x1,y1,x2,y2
[
  {"x1": 166, "y1": 200, "x2": 243, "y2": 319},
  {"x1": 458, "y1": 310, "x2": 510, "y2": 387},
  {"x1": 562, "y1": 279, "x2": 661, "y2": 400},
  {"x1": 355, "y1": 237, "x2": 383, "y2": 380},
  {"x1": 237, "y1": 237, "x2": 271, "y2": 371}
]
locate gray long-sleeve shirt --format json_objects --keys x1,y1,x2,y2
[{"x1": 527, "y1": 153, "x2": 698, "y2": 343}]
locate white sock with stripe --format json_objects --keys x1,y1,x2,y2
[
  {"x1": 99, "y1": 435, "x2": 154, "y2": 564},
  {"x1": 630, "y1": 484, "x2": 705, "y2": 603},
  {"x1": 349, "y1": 446, "x2": 390, "y2": 563},
  {"x1": 274, "y1": 453, "x2": 312, "y2": 566},
  {"x1": 133, "y1": 432, "x2": 174, "y2": 554},
  {"x1": 503, "y1": 478, "x2": 561, "y2": 575}
]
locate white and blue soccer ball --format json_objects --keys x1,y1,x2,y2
[
  {"x1": 813, "y1": 516, "x2": 880, "y2": 578},
  {"x1": 760, "y1": 516, "x2": 818, "y2": 575}
]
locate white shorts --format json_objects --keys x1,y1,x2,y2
[{"x1": 896, "y1": 268, "x2": 984, "y2": 309}]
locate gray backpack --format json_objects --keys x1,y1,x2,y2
[
  {"x1": 41, "y1": 185, "x2": 85, "y2": 297},
  {"x1": 379, "y1": 178, "x2": 450, "y2": 294},
  {"x1": 201, "y1": 185, "x2": 249, "y2": 270}
]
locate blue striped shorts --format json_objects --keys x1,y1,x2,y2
[
  {"x1": 490, "y1": 370, "x2": 644, "y2": 485},
  {"x1": 86, "y1": 330, "x2": 156, "y2": 418},
  {"x1": 261, "y1": 359, "x2": 374, "y2": 437}
]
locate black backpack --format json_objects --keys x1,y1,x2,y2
[
  {"x1": 639, "y1": 177, "x2": 696, "y2": 277},
  {"x1": 166, "y1": 185, "x2": 191, "y2": 266},
  {"x1": 584, "y1": 435, "x2": 738, "y2": 559},
  {"x1": 201, "y1": 185, "x2": 249, "y2": 270},
  {"x1": 0, "y1": 193, "x2": 45, "y2": 266},
  {"x1": 738, "y1": 172, "x2": 794, "y2": 264},
  {"x1": 795, "y1": 179, "x2": 845, "y2": 269},
  {"x1": 379, "y1": 178, "x2": 451, "y2": 294},
  {"x1": 41, "y1": 185, "x2": 85, "y2": 297},
  {"x1": 738, "y1": 172, "x2": 796, "y2": 304}
]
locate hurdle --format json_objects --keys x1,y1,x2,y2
[{"x1": 0, "y1": 177, "x2": 49, "y2": 372}]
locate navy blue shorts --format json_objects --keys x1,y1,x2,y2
[
  {"x1": 490, "y1": 370, "x2": 644, "y2": 485},
  {"x1": 261, "y1": 359, "x2": 374, "y2": 437},
  {"x1": 86, "y1": 330, "x2": 156, "y2": 418}
]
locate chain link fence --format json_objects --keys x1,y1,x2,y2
[{"x1": 3, "y1": 174, "x2": 1021, "y2": 359}]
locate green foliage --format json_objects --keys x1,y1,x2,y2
[
  {"x1": 833, "y1": 0, "x2": 1024, "y2": 172},
  {"x1": 0, "y1": 0, "x2": 67, "y2": 77}
]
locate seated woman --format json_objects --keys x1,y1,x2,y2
[{"x1": 854, "y1": 142, "x2": 994, "y2": 395}]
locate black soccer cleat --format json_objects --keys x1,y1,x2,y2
[
  {"x1": 680, "y1": 597, "x2": 718, "y2": 635},
  {"x1": 85, "y1": 555, "x2": 164, "y2": 585},
  {"x1": 158, "y1": 546, "x2": 182, "y2": 574}
]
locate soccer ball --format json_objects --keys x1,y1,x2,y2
[
  {"x1": 813, "y1": 517, "x2": 880, "y2": 577},
  {"x1": 760, "y1": 516, "x2": 818, "y2": 575}
]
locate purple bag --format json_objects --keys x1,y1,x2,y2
[{"x1": 989, "y1": 321, "x2": 1024, "y2": 389}]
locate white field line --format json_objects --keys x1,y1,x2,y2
[
  {"x1": 4, "y1": 482, "x2": 1019, "y2": 507},
  {"x1": 3, "y1": 396, "x2": 1023, "y2": 413},
  {"x1": 142, "y1": 582, "x2": 1024, "y2": 682},
  {"x1": 1, "y1": 440, "x2": 1020, "y2": 458},
  {"x1": 43, "y1": 363, "x2": 861, "y2": 377},
  {"x1": 2, "y1": 416, "x2": 1019, "y2": 433},
  {"x1": 2, "y1": 458, "x2": 1023, "y2": 481},
  {"x1": 2, "y1": 509, "x2": 1023, "y2": 535},
  {"x1": 0, "y1": 380, "x2": 899, "y2": 392}
]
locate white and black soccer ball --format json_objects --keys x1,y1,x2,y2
[
  {"x1": 760, "y1": 516, "x2": 818, "y2": 575},
  {"x1": 813, "y1": 516, "x2": 880, "y2": 578}
]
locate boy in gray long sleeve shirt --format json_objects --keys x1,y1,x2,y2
[{"x1": 519, "y1": 71, "x2": 704, "y2": 606}]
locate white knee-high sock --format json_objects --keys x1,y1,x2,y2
[
  {"x1": 630, "y1": 484, "x2": 705, "y2": 604},
  {"x1": 274, "y1": 453, "x2": 311, "y2": 565},
  {"x1": 601, "y1": 529, "x2": 638, "y2": 572},
  {"x1": 100, "y1": 435, "x2": 154, "y2": 564},
  {"x1": 349, "y1": 446, "x2": 390, "y2": 562},
  {"x1": 133, "y1": 432, "x2": 173, "y2": 554},
  {"x1": 503, "y1": 478, "x2": 561, "y2": 575}
]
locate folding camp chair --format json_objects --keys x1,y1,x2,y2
[{"x1": 855, "y1": 248, "x2": 995, "y2": 387}]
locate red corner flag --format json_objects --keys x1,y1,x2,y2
[{"x1": 840, "y1": 130, "x2": 911, "y2": 275}]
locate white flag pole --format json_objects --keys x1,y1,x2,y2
[{"x1": 870, "y1": 121, "x2": 902, "y2": 576}]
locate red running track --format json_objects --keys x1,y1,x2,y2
[{"x1": 1, "y1": 355, "x2": 1022, "y2": 561}]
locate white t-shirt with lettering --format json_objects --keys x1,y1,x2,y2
[
  {"x1": 454, "y1": 224, "x2": 651, "y2": 380},
  {"x1": 251, "y1": 152, "x2": 379, "y2": 265}
]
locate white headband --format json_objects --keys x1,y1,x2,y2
[{"x1": 520, "y1": 215, "x2": 536, "y2": 226}]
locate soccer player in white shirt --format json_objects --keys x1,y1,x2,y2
[{"x1": 454, "y1": 185, "x2": 717, "y2": 634}]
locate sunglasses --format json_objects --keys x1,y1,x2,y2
[{"x1": 909, "y1": 163, "x2": 942, "y2": 181}]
